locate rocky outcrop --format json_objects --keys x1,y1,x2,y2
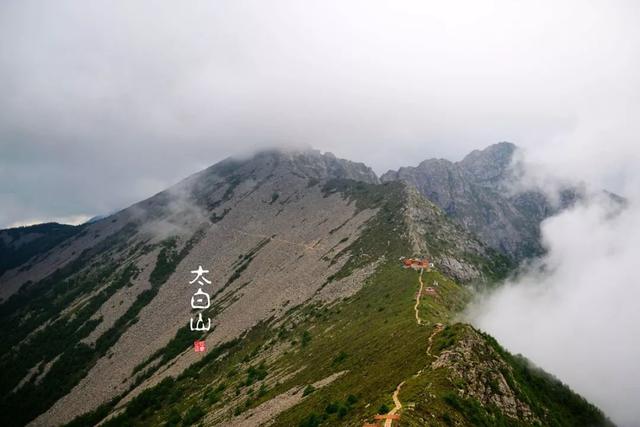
[
  {"x1": 402, "y1": 185, "x2": 509, "y2": 282},
  {"x1": 382, "y1": 142, "x2": 578, "y2": 259},
  {"x1": 431, "y1": 325, "x2": 539, "y2": 423}
]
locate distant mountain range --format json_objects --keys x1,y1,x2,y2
[{"x1": 0, "y1": 144, "x2": 612, "y2": 426}]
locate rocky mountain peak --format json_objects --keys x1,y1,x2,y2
[
  {"x1": 459, "y1": 142, "x2": 517, "y2": 184},
  {"x1": 205, "y1": 147, "x2": 379, "y2": 185},
  {"x1": 381, "y1": 142, "x2": 558, "y2": 259}
]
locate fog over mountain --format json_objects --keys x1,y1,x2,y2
[
  {"x1": 468, "y1": 187, "x2": 640, "y2": 426},
  {"x1": 1, "y1": 1, "x2": 640, "y2": 426},
  {"x1": 1, "y1": 1, "x2": 639, "y2": 227}
]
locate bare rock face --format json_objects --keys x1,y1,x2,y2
[
  {"x1": 382, "y1": 142, "x2": 578, "y2": 259},
  {"x1": 402, "y1": 185, "x2": 510, "y2": 283},
  {"x1": 431, "y1": 325, "x2": 539, "y2": 424}
]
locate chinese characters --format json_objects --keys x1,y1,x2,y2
[{"x1": 189, "y1": 265, "x2": 211, "y2": 332}]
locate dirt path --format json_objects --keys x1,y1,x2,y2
[
  {"x1": 382, "y1": 269, "x2": 428, "y2": 425},
  {"x1": 413, "y1": 269, "x2": 424, "y2": 324},
  {"x1": 414, "y1": 323, "x2": 445, "y2": 378},
  {"x1": 384, "y1": 381, "x2": 406, "y2": 427},
  {"x1": 381, "y1": 271, "x2": 445, "y2": 426},
  {"x1": 426, "y1": 323, "x2": 444, "y2": 357}
]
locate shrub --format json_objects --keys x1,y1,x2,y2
[
  {"x1": 302, "y1": 385, "x2": 316, "y2": 397},
  {"x1": 325, "y1": 402, "x2": 339, "y2": 414},
  {"x1": 301, "y1": 330, "x2": 312, "y2": 347},
  {"x1": 246, "y1": 362, "x2": 268, "y2": 386},
  {"x1": 337, "y1": 406, "x2": 348, "y2": 418},
  {"x1": 332, "y1": 351, "x2": 348, "y2": 365},
  {"x1": 299, "y1": 413, "x2": 321, "y2": 427},
  {"x1": 164, "y1": 409, "x2": 181, "y2": 427},
  {"x1": 181, "y1": 405, "x2": 204, "y2": 426}
]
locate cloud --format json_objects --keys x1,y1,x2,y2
[
  {"x1": 135, "y1": 179, "x2": 211, "y2": 242},
  {"x1": 1, "y1": 0, "x2": 640, "y2": 227},
  {"x1": 468, "y1": 189, "x2": 640, "y2": 425}
]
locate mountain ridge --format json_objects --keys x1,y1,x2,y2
[
  {"x1": 381, "y1": 142, "x2": 581, "y2": 259},
  {"x1": 0, "y1": 145, "x2": 612, "y2": 427}
]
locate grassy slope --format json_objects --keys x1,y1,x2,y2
[{"x1": 398, "y1": 323, "x2": 612, "y2": 427}]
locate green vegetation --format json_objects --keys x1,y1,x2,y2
[
  {"x1": 0, "y1": 225, "x2": 140, "y2": 427},
  {"x1": 66, "y1": 337, "x2": 242, "y2": 427},
  {"x1": 0, "y1": 223, "x2": 206, "y2": 427},
  {"x1": 332, "y1": 351, "x2": 348, "y2": 366},
  {"x1": 0, "y1": 222, "x2": 81, "y2": 276},
  {"x1": 150, "y1": 233, "x2": 202, "y2": 286},
  {"x1": 245, "y1": 362, "x2": 268, "y2": 386},
  {"x1": 302, "y1": 384, "x2": 316, "y2": 396},
  {"x1": 301, "y1": 330, "x2": 312, "y2": 347},
  {"x1": 205, "y1": 382, "x2": 227, "y2": 404},
  {"x1": 397, "y1": 323, "x2": 612, "y2": 427},
  {"x1": 442, "y1": 392, "x2": 514, "y2": 427},
  {"x1": 322, "y1": 180, "x2": 407, "y2": 281},
  {"x1": 181, "y1": 405, "x2": 205, "y2": 426},
  {"x1": 298, "y1": 413, "x2": 322, "y2": 427},
  {"x1": 481, "y1": 331, "x2": 613, "y2": 427},
  {"x1": 133, "y1": 324, "x2": 202, "y2": 378}
]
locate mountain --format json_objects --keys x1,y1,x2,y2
[
  {"x1": 0, "y1": 148, "x2": 611, "y2": 426},
  {"x1": 381, "y1": 142, "x2": 580, "y2": 259},
  {"x1": 0, "y1": 222, "x2": 82, "y2": 281}
]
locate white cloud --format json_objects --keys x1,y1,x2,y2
[
  {"x1": 1, "y1": 0, "x2": 640, "y2": 226},
  {"x1": 468, "y1": 192, "x2": 640, "y2": 426}
]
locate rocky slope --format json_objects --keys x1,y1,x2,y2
[
  {"x1": 0, "y1": 149, "x2": 381, "y2": 426},
  {"x1": 0, "y1": 148, "x2": 610, "y2": 427},
  {"x1": 381, "y1": 142, "x2": 580, "y2": 259}
]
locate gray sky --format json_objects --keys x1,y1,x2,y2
[
  {"x1": 1, "y1": 0, "x2": 639, "y2": 227},
  {"x1": 2, "y1": 1, "x2": 640, "y2": 423}
]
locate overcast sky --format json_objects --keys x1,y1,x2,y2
[
  {"x1": 1, "y1": 0, "x2": 639, "y2": 227},
  {"x1": 2, "y1": 1, "x2": 640, "y2": 423}
]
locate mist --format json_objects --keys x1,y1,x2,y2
[
  {"x1": 2, "y1": 0, "x2": 640, "y2": 227},
  {"x1": 468, "y1": 180, "x2": 640, "y2": 425}
]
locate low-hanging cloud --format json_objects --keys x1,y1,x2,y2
[
  {"x1": 468, "y1": 188, "x2": 640, "y2": 425},
  {"x1": 1, "y1": 0, "x2": 640, "y2": 227}
]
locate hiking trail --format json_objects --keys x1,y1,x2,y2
[
  {"x1": 414, "y1": 269, "x2": 425, "y2": 324},
  {"x1": 384, "y1": 381, "x2": 406, "y2": 427},
  {"x1": 382, "y1": 268, "x2": 439, "y2": 426}
]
